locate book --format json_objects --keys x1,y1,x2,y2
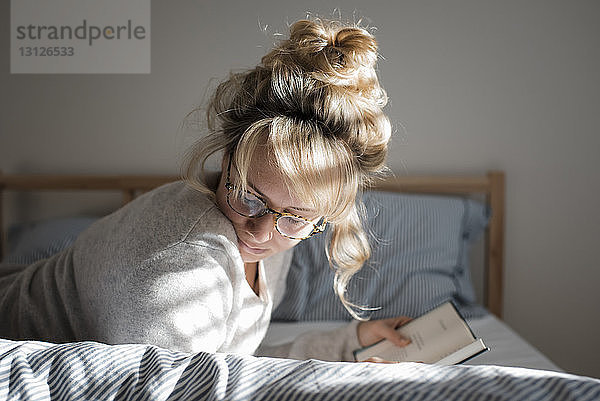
[{"x1": 353, "y1": 301, "x2": 489, "y2": 365}]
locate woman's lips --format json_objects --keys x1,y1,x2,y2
[{"x1": 238, "y1": 238, "x2": 268, "y2": 255}]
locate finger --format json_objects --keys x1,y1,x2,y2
[
  {"x1": 387, "y1": 316, "x2": 413, "y2": 345},
  {"x1": 359, "y1": 357, "x2": 398, "y2": 364},
  {"x1": 379, "y1": 316, "x2": 411, "y2": 329},
  {"x1": 378, "y1": 322, "x2": 411, "y2": 347}
]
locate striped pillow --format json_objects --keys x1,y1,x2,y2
[
  {"x1": 272, "y1": 192, "x2": 490, "y2": 321},
  {"x1": 3, "y1": 217, "x2": 98, "y2": 264}
]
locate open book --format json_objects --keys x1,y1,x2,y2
[{"x1": 353, "y1": 301, "x2": 489, "y2": 365}]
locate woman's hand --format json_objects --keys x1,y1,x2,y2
[
  {"x1": 357, "y1": 316, "x2": 412, "y2": 348},
  {"x1": 356, "y1": 316, "x2": 413, "y2": 363}
]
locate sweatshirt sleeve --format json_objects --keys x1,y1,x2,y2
[{"x1": 254, "y1": 320, "x2": 362, "y2": 362}]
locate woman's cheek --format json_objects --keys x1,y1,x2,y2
[{"x1": 275, "y1": 236, "x2": 301, "y2": 252}]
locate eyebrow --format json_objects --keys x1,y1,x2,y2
[{"x1": 246, "y1": 179, "x2": 316, "y2": 214}]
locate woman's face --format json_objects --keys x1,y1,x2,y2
[{"x1": 215, "y1": 150, "x2": 319, "y2": 264}]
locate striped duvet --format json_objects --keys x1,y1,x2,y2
[{"x1": 2, "y1": 338, "x2": 599, "y2": 400}]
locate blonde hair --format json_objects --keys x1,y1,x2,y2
[{"x1": 183, "y1": 18, "x2": 392, "y2": 319}]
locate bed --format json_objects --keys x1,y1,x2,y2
[{"x1": 1, "y1": 170, "x2": 599, "y2": 401}]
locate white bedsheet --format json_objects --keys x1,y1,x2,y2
[
  {"x1": 463, "y1": 314, "x2": 561, "y2": 371},
  {"x1": 263, "y1": 313, "x2": 562, "y2": 372}
]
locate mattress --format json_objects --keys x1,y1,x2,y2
[{"x1": 263, "y1": 312, "x2": 562, "y2": 372}]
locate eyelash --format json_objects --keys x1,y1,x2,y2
[{"x1": 245, "y1": 190, "x2": 312, "y2": 219}]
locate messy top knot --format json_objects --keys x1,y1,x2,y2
[
  {"x1": 262, "y1": 19, "x2": 380, "y2": 95},
  {"x1": 183, "y1": 17, "x2": 392, "y2": 319}
]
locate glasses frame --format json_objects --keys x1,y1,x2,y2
[{"x1": 225, "y1": 154, "x2": 327, "y2": 240}]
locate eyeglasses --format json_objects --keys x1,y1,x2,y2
[{"x1": 225, "y1": 155, "x2": 327, "y2": 240}]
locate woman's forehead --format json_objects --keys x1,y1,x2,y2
[{"x1": 244, "y1": 153, "x2": 315, "y2": 213}]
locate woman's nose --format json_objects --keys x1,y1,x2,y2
[{"x1": 245, "y1": 214, "x2": 274, "y2": 242}]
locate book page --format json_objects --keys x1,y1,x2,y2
[{"x1": 354, "y1": 302, "x2": 478, "y2": 363}]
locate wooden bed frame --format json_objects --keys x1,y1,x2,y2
[{"x1": 0, "y1": 171, "x2": 505, "y2": 318}]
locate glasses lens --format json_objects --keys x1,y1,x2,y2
[
  {"x1": 228, "y1": 190, "x2": 265, "y2": 217},
  {"x1": 277, "y1": 216, "x2": 315, "y2": 239}
]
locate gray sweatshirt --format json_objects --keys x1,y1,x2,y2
[{"x1": 0, "y1": 181, "x2": 360, "y2": 360}]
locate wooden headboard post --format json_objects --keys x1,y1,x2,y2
[
  {"x1": 0, "y1": 171, "x2": 5, "y2": 261},
  {"x1": 486, "y1": 171, "x2": 505, "y2": 318}
]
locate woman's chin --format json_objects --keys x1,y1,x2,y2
[{"x1": 237, "y1": 238, "x2": 270, "y2": 263}]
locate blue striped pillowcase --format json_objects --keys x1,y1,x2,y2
[{"x1": 272, "y1": 191, "x2": 490, "y2": 321}]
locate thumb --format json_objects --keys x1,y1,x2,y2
[{"x1": 360, "y1": 357, "x2": 399, "y2": 364}]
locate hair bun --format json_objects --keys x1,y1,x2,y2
[
  {"x1": 262, "y1": 19, "x2": 381, "y2": 93},
  {"x1": 325, "y1": 25, "x2": 378, "y2": 69}
]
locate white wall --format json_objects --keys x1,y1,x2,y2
[{"x1": 1, "y1": 0, "x2": 599, "y2": 378}]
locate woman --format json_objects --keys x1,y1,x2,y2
[{"x1": 0, "y1": 18, "x2": 410, "y2": 361}]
